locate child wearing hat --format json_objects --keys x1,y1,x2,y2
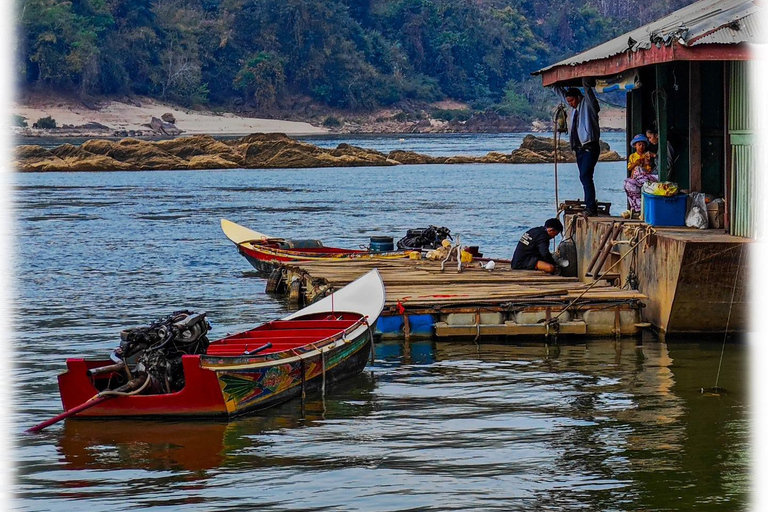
[{"x1": 622, "y1": 134, "x2": 658, "y2": 217}]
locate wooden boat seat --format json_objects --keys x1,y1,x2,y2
[
  {"x1": 207, "y1": 338, "x2": 339, "y2": 356},
  {"x1": 221, "y1": 329, "x2": 346, "y2": 341},
  {"x1": 259, "y1": 319, "x2": 360, "y2": 330},
  {"x1": 204, "y1": 311, "x2": 365, "y2": 357}
]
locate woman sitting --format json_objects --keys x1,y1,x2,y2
[{"x1": 622, "y1": 134, "x2": 658, "y2": 218}]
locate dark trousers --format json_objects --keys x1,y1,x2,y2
[{"x1": 575, "y1": 142, "x2": 599, "y2": 211}]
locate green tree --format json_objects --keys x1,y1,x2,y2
[
  {"x1": 233, "y1": 52, "x2": 286, "y2": 108},
  {"x1": 153, "y1": 0, "x2": 208, "y2": 105},
  {"x1": 19, "y1": 0, "x2": 114, "y2": 94}
]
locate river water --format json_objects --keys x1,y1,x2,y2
[{"x1": 12, "y1": 133, "x2": 748, "y2": 511}]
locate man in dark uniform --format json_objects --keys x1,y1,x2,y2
[{"x1": 511, "y1": 218, "x2": 563, "y2": 274}]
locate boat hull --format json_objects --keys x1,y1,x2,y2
[
  {"x1": 56, "y1": 269, "x2": 385, "y2": 419},
  {"x1": 223, "y1": 218, "x2": 413, "y2": 273},
  {"x1": 238, "y1": 243, "x2": 366, "y2": 274},
  {"x1": 59, "y1": 329, "x2": 372, "y2": 418}
]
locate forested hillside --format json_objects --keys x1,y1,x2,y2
[{"x1": 17, "y1": 0, "x2": 695, "y2": 120}]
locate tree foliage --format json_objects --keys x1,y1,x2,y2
[{"x1": 17, "y1": 0, "x2": 695, "y2": 116}]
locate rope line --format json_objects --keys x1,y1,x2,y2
[
  {"x1": 714, "y1": 244, "x2": 744, "y2": 389},
  {"x1": 552, "y1": 226, "x2": 656, "y2": 322}
]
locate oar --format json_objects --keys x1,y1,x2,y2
[{"x1": 26, "y1": 374, "x2": 148, "y2": 433}]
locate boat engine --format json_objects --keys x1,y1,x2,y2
[
  {"x1": 114, "y1": 310, "x2": 210, "y2": 394},
  {"x1": 396, "y1": 226, "x2": 452, "y2": 251}
]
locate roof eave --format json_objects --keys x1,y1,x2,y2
[{"x1": 537, "y1": 43, "x2": 754, "y2": 87}]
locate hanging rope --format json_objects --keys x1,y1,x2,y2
[
  {"x1": 712, "y1": 244, "x2": 744, "y2": 391},
  {"x1": 550, "y1": 226, "x2": 656, "y2": 323},
  {"x1": 651, "y1": 88, "x2": 668, "y2": 180},
  {"x1": 553, "y1": 104, "x2": 568, "y2": 216}
]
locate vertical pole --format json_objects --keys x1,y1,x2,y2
[
  {"x1": 300, "y1": 359, "x2": 306, "y2": 415},
  {"x1": 656, "y1": 65, "x2": 669, "y2": 181},
  {"x1": 689, "y1": 62, "x2": 702, "y2": 191},
  {"x1": 554, "y1": 129, "x2": 560, "y2": 216}
]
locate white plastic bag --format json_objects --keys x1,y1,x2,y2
[
  {"x1": 686, "y1": 206, "x2": 708, "y2": 229},
  {"x1": 686, "y1": 192, "x2": 708, "y2": 229}
]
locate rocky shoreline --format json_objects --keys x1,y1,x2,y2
[{"x1": 15, "y1": 133, "x2": 622, "y2": 172}]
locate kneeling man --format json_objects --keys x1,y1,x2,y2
[{"x1": 511, "y1": 218, "x2": 563, "y2": 274}]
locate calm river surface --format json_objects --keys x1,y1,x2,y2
[{"x1": 12, "y1": 133, "x2": 748, "y2": 511}]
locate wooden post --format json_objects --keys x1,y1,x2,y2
[
  {"x1": 586, "y1": 222, "x2": 615, "y2": 275},
  {"x1": 590, "y1": 222, "x2": 624, "y2": 278},
  {"x1": 689, "y1": 62, "x2": 702, "y2": 191},
  {"x1": 300, "y1": 359, "x2": 306, "y2": 413},
  {"x1": 656, "y1": 65, "x2": 669, "y2": 181}
]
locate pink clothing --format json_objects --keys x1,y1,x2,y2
[{"x1": 624, "y1": 168, "x2": 658, "y2": 212}]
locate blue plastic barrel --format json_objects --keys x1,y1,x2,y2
[
  {"x1": 376, "y1": 315, "x2": 404, "y2": 334},
  {"x1": 370, "y1": 236, "x2": 394, "y2": 252}
]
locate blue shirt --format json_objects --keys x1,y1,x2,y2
[{"x1": 554, "y1": 84, "x2": 600, "y2": 149}]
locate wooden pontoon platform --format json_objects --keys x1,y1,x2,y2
[{"x1": 264, "y1": 258, "x2": 647, "y2": 339}]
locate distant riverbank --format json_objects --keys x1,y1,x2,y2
[{"x1": 13, "y1": 93, "x2": 626, "y2": 139}]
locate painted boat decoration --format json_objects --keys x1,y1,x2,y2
[
  {"x1": 32, "y1": 270, "x2": 385, "y2": 430},
  {"x1": 221, "y1": 218, "x2": 417, "y2": 272}
]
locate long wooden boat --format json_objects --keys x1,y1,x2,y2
[
  {"x1": 53, "y1": 270, "x2": 385, "y2": 420},
  {"x1": 221, "y1": 218, "x2": 415, "y2": 272}
]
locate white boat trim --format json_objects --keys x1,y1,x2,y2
[
  {"x1": 221, "y1": 219, "x2": 275, "y2": 244},
  {"x1": 200, "y1": 269, "x2": 385, "y2": 370}
]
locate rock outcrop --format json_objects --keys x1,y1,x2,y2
[
  {"x1": 149, "y1": 116, "x2": 182, "y2": 136},
  {"x1": 15, "y1": 133, "x2": 623, "y2": 172},
  {"x1": 509, "y1": 134, "x2": 622, "y2": 163}
]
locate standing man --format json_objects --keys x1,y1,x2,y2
[
  {"x1": 511, "y1": 218, "x2": 563, "y2": 274},
  {"x1": 555, "y1": 78, "x2": 601, "y2": 216}
]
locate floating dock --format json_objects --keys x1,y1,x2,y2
[{"x1": 265, "y1": 258, "x2": 647, "y2": 339}]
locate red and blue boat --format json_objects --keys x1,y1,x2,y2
[
  {"x1": 221, "y1": 219, "x2": 418, "y2": 273},
  {"x1": 31, "y1": 270, "x2": 385, "y2": 430}
]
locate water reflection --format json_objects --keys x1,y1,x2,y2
[
  {"x1": 13, "y1": 163, "x2": 746, "y2": 510},
  {"x1": 53, "y1": 372, "x2": 377, "y2": 473},
  {"x1": 18, "y1": 337, "x2": 747, "y2": 511}
]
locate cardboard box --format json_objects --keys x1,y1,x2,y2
[{"x1": 707, "y1": 201, "x2": 724, "y2": 229}]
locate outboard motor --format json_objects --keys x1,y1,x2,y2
[
  {"x1": 396, "y1": 226, "x2": 452, "y2": 251},
  {"x1": 115, "y1": 310, "x2": 210, "y2": 393}
]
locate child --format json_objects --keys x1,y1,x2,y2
[{"x1": 623, "y1": 134, "x2": 658, "y2": 217}]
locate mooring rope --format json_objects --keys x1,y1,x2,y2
[
  {"x1": 554, "y1": 125, "x2": 560, "y2": 216},
  {"x1": 321, "y1": 349, "x2": 326, "y2": 398},
  {"x1": 553, "y1": 104, "x2": 567, "y2": 216},
  {"x1": 552, "y1": 226, "x2": 656, "y2": 322},
  {"x1": 714, "y1": 244, "x2": 744, "y2": 389}
]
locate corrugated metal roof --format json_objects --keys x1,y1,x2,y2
[
  {"x1": 534, "y1": 0, "x2": 764, "y2": 75},
  {"x1": 689, "y1": 7, "x2": 768, "y2": 45}
]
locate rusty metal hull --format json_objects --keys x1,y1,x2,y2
[{"x1": 572, "y1": 215, "x2": 749, "y2": 334}]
